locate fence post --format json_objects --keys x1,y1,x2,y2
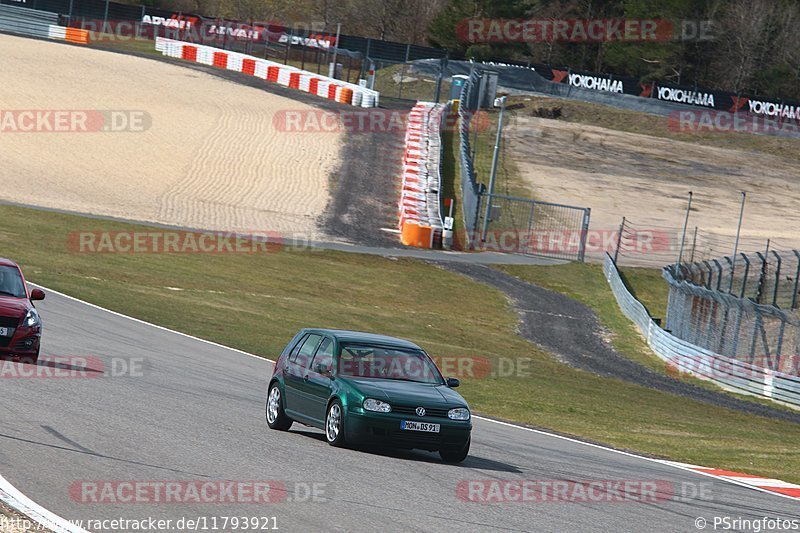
[
  {"x1": 731, "y1": 303, "x2": 743, "y2": 357},
  {"x1": 480, "y1": 96, "x2": 506, "y2": 243},
  {"x1": 792, "y1": 250, "x2": 800, "y2": 310},
  {"x1": 677, "y1": 191, "x2": 693, "y2": 266},
  {"x1": 740, "y1": 253, "x2": 750, "y2": 298},
  {"x1": 755, "y1": 247, "x2": 768, "y2": 304},
  {"x1": 613, "y1": 217, "x2": 625, "y2": 265},
  {"x1": 434, "y1": 55, "x2": 447, "y2": 104},
  {"x1": 713, "y1": 259, "x2": 723, "y2": 291},
  {"x1": 103, "y1": 0, "x2": 109, "y2": 24},
  {"x1": 578, "y1": 208, "x2": 590, "y2": 263},
  {"x1": 137, "y1": 5, "x2": 144, "y2": 40},
  {"x1": 729, "y1": 191, "x2": 746, "y2": 292},
  {"x1": 723, "y1": 256, "x2": 733, "y2": 292},
  {"x1": 526, "y1": 203, "x2": 536, "y2": 255},
  {"x1": 703, "y1": 261, "x2": 713, "y2": 289},
  {"x1": 284, "y1": 29, "x2": 290, "y2": 64},
  {"x1": 771, "y1": 250, "x2": 782, "y2": 307},
  {"x1": 397, "y1": 44, "x2": 411, "y2": 100},
  {"x1": 749, "y1": 314, "x2": 763, "y2": 363},
  {"x1": 360, "y1": 39, "x2": 371, "y2": 79},
  {"x1": 775, "y1": 321, "x2": 785, "y2": 368}
]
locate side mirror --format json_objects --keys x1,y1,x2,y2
[
  {"x1": 446, "y1": 377, "x2": 460, "y2": 388},
  {"x1": 315, "y1": 362, "x2": 330, "y2": 375},
  {"x1": 30, "y1": 288, "x2": 45, "y2": 301}
]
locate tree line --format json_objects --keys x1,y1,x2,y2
[{"x1": 128, "y1": 0, "x2": 800, "y2": 100}]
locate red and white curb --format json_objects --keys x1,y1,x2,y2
[
  {"x1": 0, "y1": 474, "x2": 88, "y2": 532},
  {"x1": 659, "y1": 460, "x2": 800, "y2": 500}
]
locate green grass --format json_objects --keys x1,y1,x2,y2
[
  {"x1": 2, "y1": 203, "x2": 799, "y2": 483},
  {"x1": 500, "y1": 262, "x2": 670, "y2": 374},
  {"x1": 498, "y1": 262, "x2": 800, "y2": 411},
  {"x1": 371, "y1": 63, "x2": 449, "y2": 103},
  {"x1": 619, "y1": 266, "x2": 670, "y2": 322},
  {"x1": 88, "y1": 33, "x2": 162, "y2": 56}
]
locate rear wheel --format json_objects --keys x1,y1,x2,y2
[
  {"x1": 440, "y1": 437, "x2": 470, "y2": 463},
  {"x1": 325, "y1": 399, "x2": 346, "y2": 447},
  {"x1": 266, "y1": 383, "x2": 293, "y2": 431}
]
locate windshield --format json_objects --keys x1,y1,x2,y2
[
  {"x1": 0, "y1": 266, "x2": 25, "y2": 298},
  {"x1": 337, "y1": 343, "x2": 444, "y2": 384}
]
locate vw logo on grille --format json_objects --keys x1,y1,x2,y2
[{"x1": 416, "y1": 407, "x2": 426, "y2": 417}]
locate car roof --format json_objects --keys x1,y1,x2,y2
[
  {"x1": 305, "y1": 329, "x2": 422, "y2": 350},
  {"x1": 0, "y1": 258, "x2": 19, "y2": 268}
]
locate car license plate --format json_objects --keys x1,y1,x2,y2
[
  {"x1": 401, "y1": 420, "x2": 440, "y2": 433},
  {"x1": 0, "y1": 327, "x2": 8, "y2": 337}
]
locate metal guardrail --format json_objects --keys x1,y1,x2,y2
[
  {"x1": 603, "y1": 253, "x2": 800, "y2": 408},
  {"x1": 0, "y1": 3, "x2": 58, "y2": 38},
  {"x1": 457, "y1": 70, "x2": 483, "y2": 245},
  {"x1": 433, "y1": 101, "x2": 450, "y2": 233}
]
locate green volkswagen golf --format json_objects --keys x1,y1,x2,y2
[{"x1": 266, "y1": 329, "x2": 472, "y2": 462}]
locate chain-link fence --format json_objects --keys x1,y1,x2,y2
[
  {"x1": 613, "y1": 217, "x2": 796, "y2": 269},
  {"x1": 475, "y1": 194, "x2": 590, "y2": 261},
  {"x1": 663, "y1": 250, "x2": 800, "y2": 375},
  {"x1": 455, "y1": 68, "x2": 591, "y2": 260},
  {"x1": 371, "y1": 57, "x2": 450, "y2": 103}
]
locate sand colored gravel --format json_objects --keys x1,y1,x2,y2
[
  {"x1": 0, "y1": 33, "x2": 341, "y2": 237},
  {"x1": 506, "y1": 116, "x2": 800, "y2": 249}
]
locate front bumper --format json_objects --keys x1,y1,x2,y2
[
  {"x1": 345, "y1": 407, "x2": 472, "y2": 452},
  {"x1": 0, "y1": 322, "x2": 41, "y2": 357}
]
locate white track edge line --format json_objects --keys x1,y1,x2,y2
[
  {"x1": 0, "y1": 474, "x2": 88, "y2": 533},
  {"x1": 14, "y1": 283, "x2": 797, "y2": 506}
]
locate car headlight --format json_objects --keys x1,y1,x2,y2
[
  {"x1": 363, "y1": 398, "x2": 391, "y2": 413},
  {"x1": 448, "y1": 408, "x2": 470, "y2": 420},
  {"x1": 23, "y1": 309, "x2": 40, "y2": 327}
]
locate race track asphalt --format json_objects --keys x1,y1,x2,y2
[{"x1": 1, "y1": 289, "x2": 797, "y2": 533}]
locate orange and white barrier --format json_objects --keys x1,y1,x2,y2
[
  {"x1": 47, "y1": 25, "x2": 89, "y2": 44},
  {"x1": 155, "y1": 37, "x2": 379, "y2": 107},
  {"x1": 398, "y1": 102, "x2": 448, "y2": 249}
]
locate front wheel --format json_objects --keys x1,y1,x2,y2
[
  {"x1": 266, "y1": 383, "x2": 293, "y2": 431},
  {"x1": 325, "y1": 399, "x2": 346, "y2": 447},
  {"x1": 440, "y1": 437, "x2": 470, "y2": 463}
]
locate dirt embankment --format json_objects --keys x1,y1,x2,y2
[{"x1": 506, "y1": 115, "x2": 800, "y2": 248}]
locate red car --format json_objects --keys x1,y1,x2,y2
[{"x1": 0, "y1": 258, "x2": 45, "y2": 364}]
